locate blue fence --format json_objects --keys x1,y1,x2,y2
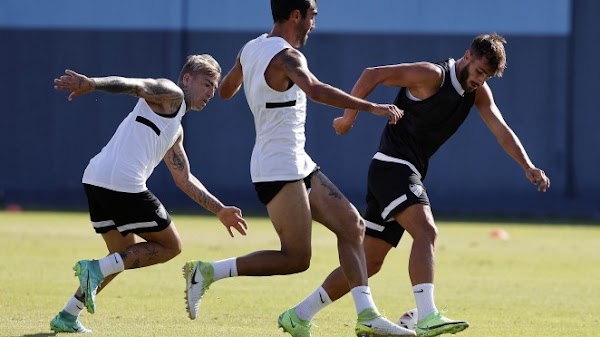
[{"x1": 0, "y1": 0, "x2": 597, "y2": 218}]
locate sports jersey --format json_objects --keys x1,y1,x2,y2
[
  {"x1": 82, "y1": 98, "x2": 185, "y2": 193},
  {"x1": 240, "y1": 33, "x2": 317, "y2": 182},
  {"x1": 377, "y1": 58, "x2": 476, "y2": 179}
]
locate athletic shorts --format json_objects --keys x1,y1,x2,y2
[
  {"x1": 253, "y1": 168, "x2": 319, "y2": 205},
  {"x1": 83, "y1": 183, "x2": 172, "y2": 236},
  {"x1": 363, "y1": 159, "x2": 430, "y2": 247}
]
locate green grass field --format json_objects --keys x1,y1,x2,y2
[{"x1": 0, "y1": 210, "x2": 599, "y2": 337}]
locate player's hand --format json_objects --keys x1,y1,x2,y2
[
  {"x1": 333, "y1": 116, "x2": 354, "y2": 135},
  {"x1": 53, "y1": 69, "x2": 94, "y2": 101},
  {"x1": 371, "y1": 104, "x2": 404, "y2": 124},
  {"x1": 216, "y1": 206, "x2": 248, "y2": 237},
  {"x1": 525, "y1": 167, "x2": 550, "y2": 192}
]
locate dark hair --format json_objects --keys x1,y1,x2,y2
[
  {"x1": 271, "y1": 0, "x2": 312, "y2": 23},
  {"x1": 469, "y1": 33, "x2": 507, "y2": 77}
]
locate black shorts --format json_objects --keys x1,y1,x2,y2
[
  {"x1": 83, "y1": 183, "x2": 172, "y2": 236},
  {"x1": 253, "y1": 168, "x2": 319, "y2": 205},
  {"x1": 363, "y1": 159, "x2": 430, "y2": 247}
]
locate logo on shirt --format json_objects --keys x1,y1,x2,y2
[
  {"x1": 409, "y1": 184, "x2": 424, "y2": 197},
  {"x1": 155, "y1": 205, "x2": 168, "y2": 219}
]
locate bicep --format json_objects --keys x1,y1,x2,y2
[
  {"x1": 367, "y1": 62, "x2": 441, "y2": 88},
  {"x1": 279, "y1": 49, "x2": 322, "y2": 93},
  {"x1": 139, "y1": 78, "x2": 183, "y2": 107}
]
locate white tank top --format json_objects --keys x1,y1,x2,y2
[
  {"x1": 240, "y1": 33, "x2": 317, "y2": 182},
  {"x1": 82, "y1": 98, "x2": 185, "y2": 193}
]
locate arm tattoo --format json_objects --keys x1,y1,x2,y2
[
  {"x1": 168, "y1": 148, "x2": 185, "y2": 171},
  {"x1": 94, "y1": 77, "x2": 140, "y2": 95},
  {"x1": 146, "y1": 83, "x2": 172, "y2": 96},
  {"x1": 185, "y1": 180, "x2": 222, "y2": 214},
  {"x1": 282, "y1": 52, "x2": 307, "y2": 79}
]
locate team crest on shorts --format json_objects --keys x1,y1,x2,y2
[
  {"x1": 409, "y1": 184, "x2": 424, "y2": 197},
  {"x1": 155, "y1": 205, "x2": 167, "y2": 219}
]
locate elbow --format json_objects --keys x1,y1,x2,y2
[
  {"x1": 218, "y1": 87, "x2": 232, "y2": 100},
  {"x1": 361, "y1": 67, "x2": 378, "y2": 85},
  {"x1": 305, "y1": 83, "x2": 329, "y2": 102},
  {"x1": 173, "y1": 176, "x2": 189, "y2": 191}
]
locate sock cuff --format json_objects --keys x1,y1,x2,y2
[{"x1": 413, "y1": 283, "x2": 434, "y2": 291}]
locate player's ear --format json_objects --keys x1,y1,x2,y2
[
  {"x1": 290, "y1": 9, "x2": 301, "y2": 23},
  {"x1": 464, "y1": 49, "x2": 472, "y2": 62},
  {"x1": 182, "y1": 73, "x2": 191, "y2": 87}
]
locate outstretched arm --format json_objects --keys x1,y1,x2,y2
[
  {"x1": 164, "y1": 131, "x2": 248, "y2": 237},
  {"x1": 476, "y1": 83, "x2": 550, "y2": 192},
  {"x1": 54, "y1": 69, "x2": 183, "y2": 115},
  {"x1": 275, "y1": 48, "x2": 403, "y2": 123},
  {"x1": 219, "y1": 49, "x2": 243, "y2": 100},
  {"x1": 334, "y1": 62, "x2": 442, "y2": 134}
]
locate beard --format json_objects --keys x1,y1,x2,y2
[
  {"x1": 459, "y1": 63, "x2": 471, "y2": 91},
  {"x1": 458, "y1": 62, "x2": 479, "y2": 92}
]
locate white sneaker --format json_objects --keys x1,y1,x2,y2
[
  {"x1": 356, "y1": 308, "x2": 416, "y2": 336},
  {"x1": 182, "y1": 260, "x2": 214, "y2": 320}
]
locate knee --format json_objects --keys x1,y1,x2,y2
[
  {"x1": 335, "y1": 212, "x2": 365, "y2": 243},
  {"x1": 366, "y1": 255, "x2": 385, "y2": 277},
  {"x1": 164, "y1": 240, "x2": 182, "y2": 261},
  {"x1": 412, "y1": 222, "x2": 438, "y2": 244},
  {"x1": 286, "y1": 250, "x2": 311, "y2": 274}
]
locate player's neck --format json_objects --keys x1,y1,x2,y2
[{"x1": 269, "y1": 24, "x2": 297, "y2": 47}]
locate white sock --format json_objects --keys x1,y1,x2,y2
[
  {"x1": 211, "y1": 258, "x2": 237, "y2": 281},
  {"x1": 294, "y1": 286, "x2": 333, "y2": 321},
  {"x1": 62, "y1": 296, "x2": 85, "y2": 317},
  {"x1": 413, "y1": 283, "x2": 437, "y2": 320},
  {"x1": 350, "y1": 286, "x2": 378, "y2": 316},
  {"x1": 98, "y1": 253, "x2": 125, "y2": 277}
]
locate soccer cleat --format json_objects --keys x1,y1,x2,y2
[
  {"x1": 415, "y1": 311, "x2": 469, "y2": 337},
  {"x1": 356, "y1": 308, "x2": 416, "y2": 337},
  {"x1": 50, "y1": 311, "x2": 92, "y2": 333},
  {"x1": 182, "y1": 260, "x2": 214, "y2": 320},
  {"x1": 278, "y1": 308, "x2": 313, "y2": 337},
  {"x1": 73, "y1": 260, "x2": 104, "y2": 314}
]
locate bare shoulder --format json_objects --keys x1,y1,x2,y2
[
  {"x1": 155, "y1": 78, "x2": 183, "y2": 95},
  {"x1": 397, "y1": 61, "x2": 443, "y2": 89},
  {"x1": 272, "y1": 48, "x2": 306, "y2": 70},
  {"x1": 411, "y1": 62, "x2": 444, "y2": 79},
  {"x1": 475, "y1": 82, "x2": 494, "y2": 105}
]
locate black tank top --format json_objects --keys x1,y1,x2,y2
[{"x1": 377, "y1": 59, "x2": 476, "y2": 179}]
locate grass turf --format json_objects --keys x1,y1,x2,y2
[{"x1": 0, "y1": 210, "x2": 598, "y2": 336}]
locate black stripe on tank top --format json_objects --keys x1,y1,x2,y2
[
  {"x1": 266, "y1": 100, "x2": 296, "y2": 109},
  {"x1": 135, "y1": 116, "x2": 161, "y2": 136}
]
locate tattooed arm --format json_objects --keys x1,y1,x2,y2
[
  {"x1": 270, "y1": 49, "x2": 402, "y2": 123},
  {"x1": 53, "y1": 69, "x2": 183, "y2": 115},
  {"x1": 164, "y1": 131, "x2": 248, "y2": 237}
]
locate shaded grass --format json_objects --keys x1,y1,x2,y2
[{"x1": 0, "y1": 211, "x2": 598, "y2": 336}]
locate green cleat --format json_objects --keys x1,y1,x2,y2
[
  {"x1": 73, "y1": 260, "x2": 104, "y2": 314},
  {"x1": 415, "y1": 311, "x2": 469, "y2": 337},
  {"x1": 182, "y1": 260, "x2": 214, "y2": 320},
  {"x1": 356, "y1": 308, "x2": 416, "y2": 337},
  {"x1": 50, "y1": 311, "x2": 92, "y2": 333},
  {"x1": 278, "y1": 308, "x2": 313, "y2": 337}
]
